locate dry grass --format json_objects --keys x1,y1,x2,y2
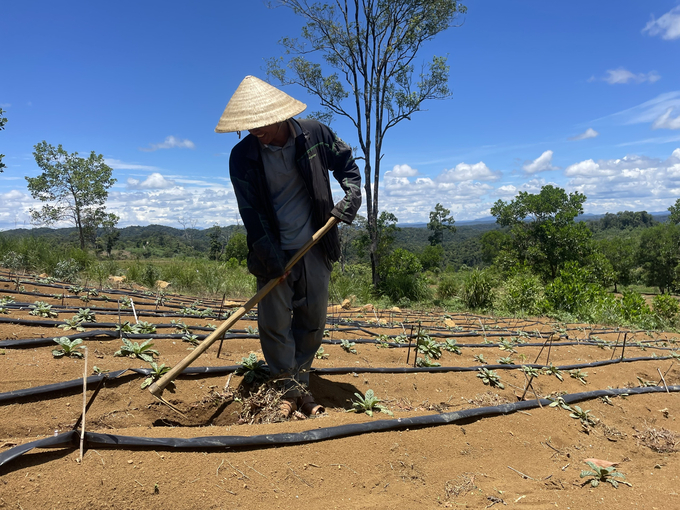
[
  {"x1": 467, "y1": 392, "x2": 511, "y2": 407},
  {"x1": 444, "y1": 472, "x2": 477, "y2": 499},
  {"x1": 634, "y1": 424, "x2": 680, "y2": 453}
]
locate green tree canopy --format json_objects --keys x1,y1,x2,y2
[
  {"x1": 268, "y1": 0, "x2": 466, "y2": 286},
  {"x1": 636, "y1": 223, "x2": 680, "y2": 294},
  {"x1": 427, "y1": 203, "x2": 456, "y2": 245},
  {"x1": 26, "y1": 142, "x2": 118, "y2": 250},
  {"x1": 490, "y1": 185, "x2": 592, "y2": 280}
]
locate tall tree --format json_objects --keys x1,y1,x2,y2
[
  {"x1": 0, "y1": 108, "x2": 7, "y2": 172},
  {"x1": 490, "y1": 185, "x2": 592, "y2": 280},
  {"x1": 427, "y1": 203, "x2": 456, "y2": 245},
  {"x1": 268, "y1": 0, "x2": 466, "y2": 285},
  {"x1": 636, "y1": 223, "x2": 680, "y2": 294},
  {"x1": 26, "y1": 142, "x2": 118, "y2": 250}
]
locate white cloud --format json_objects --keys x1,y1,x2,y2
[
  {"x1": 139, "y1": 136, "x2": 196, "y2": 152},
  {"x1": 652, "y1": 108, "x2": 680, "y2": 130},
  {"x1": 565, "y1": 149, "x2": 680, "y2": 207},
  {"x1": 568, "y1": 128, "x2": 599, "y2": 141},
  {"x1": 438, "y1": 162, "x2": 501, "y2": 182},
  {"x1": 522, "y1": 150, "x2": 558, "y2": 174},
  {"x1": 600, "y1": 68, "x2": 660, "y2": 84},
  {"x1": 599, "y1": 91, "x2": 680, "y2": 127},
  {"x1": 642, "y1": 6, "x2": 680, "y2": 40},
  {"x1": 105, "y1": 158, "x2": 161, "y2": 171},
  {"x1": 387, "y1": 164, "x2": 419, "y2": 177},
  {"x1": 126, "y1": 172, "x2": 176, "y2": 190}
]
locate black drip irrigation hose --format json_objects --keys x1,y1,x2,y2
[
  {"x1": 0, "y1": 355, "x2": 673, "y2": 404},
  {"x1": 1, "y1": 384, "x2": 677, "y2": 472}
]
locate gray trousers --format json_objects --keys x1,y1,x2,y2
[{"x1": 256, "y1": 244, "x2": 331, "y2": 397}]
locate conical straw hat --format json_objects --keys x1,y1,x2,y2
[{"x1": 215, "y1": 76, "x2": 307, "y2": 133}]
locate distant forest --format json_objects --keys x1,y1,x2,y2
[{"x1": 0, "y1": 210, "x2": 669, "y2": 269}]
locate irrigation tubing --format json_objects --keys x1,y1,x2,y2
[
  {"x1": 1, "y1": 384, "x2": 677, "y2": 472},
  {"x1": 0, "y1": 355, "x2": 674, "y2": 404}
]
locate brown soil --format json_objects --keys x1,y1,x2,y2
[{"x1": 1, "y1": 272, "x2": 680, "y2": 509}]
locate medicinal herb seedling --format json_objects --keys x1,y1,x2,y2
[
  {"x1": 497, "y1": 356, "x2": 514, "y2": 365},
  {"x1": 580, "y1": 461, "x2": 630, "y2": 488},
  {"x1": 477, "y1": 368, "x2": 504, "y2": 389},
  {"x1": 416, "y1": 356, "x2": 441, "y2": 367},
  {"x1": 569, "y1": 369, "x2": 588, "y2": 385},
  {"x1": 543, "y1": 364, "x2": 564, "y2": 381},
  {"x1": 29, "y1": 301, "x2": 58, "y2": 318},
  {"x1": 315, "y1": 346, "x2": 329, "y2": 359},
  {"x1": 473, "y1": 354, "x2": 488, "y2": 365},
  {"x1": 341, "y1": 339, "x2": 357, "y2": 354},
  {"x1": 236, "y1": 353, "x2": 270, "y2": 384},
  {"x1": 141, "y1": 363, "x2": 174, "y2": 390},
  {"x1": 114, "y1": 338, "x2": 159, "y2": 362},
  {"x1": 348, "y1": 389, "x2": 393, "y2": 417},
  {"x1": 52, "y1": 337, "x2": 84, "y2": 358},
  {"x1": 441, "y1": 339, "x2": 462, "y2": 354}
]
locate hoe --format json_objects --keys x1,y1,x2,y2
[{"x1": 148, "y1": 216, "x2": 339, "y2": 399}]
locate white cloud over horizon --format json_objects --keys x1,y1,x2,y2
[
  {"x1": 139, "y1": 136, "x2": 196, "y2": 152},
  {"x1": 593, "y1": 68, "x2": 661, "y2": 85},
  {"x1": 569, "y1": 128, "x2": 599, "y2": 141},
  {"x1": 522, "y1": 150, "x2": 558, "y2": 174},
  {"x1": 652, "y1": 108, "x2": 680, "y2": 130},
  {"x1": 126, "y1": 172, "x2": 176, "y2": 190},
  {"x1": 642, "y1": 6, "x2": 680, "y2": 41}
]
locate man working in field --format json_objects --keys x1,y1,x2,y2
[{"x1": 216, "y1": 75, "x2": 362, "y2": 419}]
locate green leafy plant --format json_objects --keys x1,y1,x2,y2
[
  {"x1": 58, "y1": 317, "x2": 86, "y2": 332},
  {"x1": 477, "y1": 367, "x2": 504, "y2": 388},
  {"x1": 441, "y1": 339, "x2": 462, "y2": 354},
  {"x1": 245, "y1": 325, "x2": 259, "y2": 335},
  {"x1": 29, "y1": 301, "x2": 58, "y2": 318},
  {"x1": 235, "y1": 353, "x2": 270, "y2": 384},
  {"x1": 141, "y1": 363, "x2": 174, "y2": 390},
  {"x1": 498, "y1": 338, "x2": 517, "y2": 353},
  {"x1": 473, "y1": 353, "x2": 488, "y2": 364},
  {"x1": 416, "y1": 356, "x2": 441, "y2": 367},
  {"x1": 580, "y1": 461, "x2": 630, "y2": 488},
  {"x1": 569, "y1": 369, "x2": 588, "y2": 385},
  {"x1": 52, "y1": 337, "x2": 84, "y2": 358},
  {"x1": 348, "y1": 389, "x2": 393, "y2": 417},
  {"x1": 182, "y1": 333, "x2": 200, "y2": 346},
  {"x1": 115, "y1": 321, "x2": 137, "y2": 334},
  {"x1": 497, "y1": 356, "x2": 514, "y2": 365},
  {"x1": 135, "y1": 321, "x2": 157, "y2": 334},
  {"x1": 520, "y1": 365, "x2": 541, "y2": 378},
  {"x1": 315, "y1": 346, "x2": 329, "y2": 359},
  {"x1": 119, "y1": 296, "x2": 132, "y2": 309},
  {"x1": 416, "y1": 336, "x2": 442, "y2": 359},
  {"x1": 543, "y1": 364, "x2": 564, "y2": 381},
  {"x1": 114, "y1": 338, "x2": 159, "y2": 362},
  {"x1": 569, "y1": 405, "x2": 596, "y2": 426},
  {"x1": 171, "y1": 320, "x2": 191, "y2": 334},
  {"x1": 341, "y1": 339, "x2": 357, "y2": 354},
  {"x1": 76, "y1": 308, "x2": 96, "y2": 323},
  {"x1": 92, "y1": 366, "x2": 109, "y2": 375}
]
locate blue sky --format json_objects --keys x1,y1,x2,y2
[{"x1": 2, "y1": 1, "x2": 680, "y2": 230}]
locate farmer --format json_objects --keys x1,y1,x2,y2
[{"x1": 216, "y1": 75, "x2": 362, "y2": 419}]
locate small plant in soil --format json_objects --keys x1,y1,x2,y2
[
  {"x1": 416, "y1": 336, "x2": 442, "y2": 359},
  {"x1": 79, "y1": 295, "x2": 90, "y2": 304},
  {"x1": 498, "y1": 338, "x2": 517, "y2": 353},
  {"x1": 245, "y1": 325, "x2": 259, "y2": 335},
  {"x1": 52, "y1": 337, "x2": 84, "y2": 358},
  {"x1": 341, "y1": 339, "x2": 357, "y2": 354},
  {"x1": 393, "y1": 333, "x2": 408, "y2": 344},
  {"x1": 135, "y1": 321, "x2": 157, "y2": 334},
  {"x1": 569, "y1": 369, "x2": 588, "y2": 385},
  {"x1": 636, "y1": 376, "x2": 657, "y2": 387},
  {"x1": 236, "y1": 353, "x2": 270, "y2": 384},
  {"x1": 520, "y1": 365, "x2": 541, "y2": 378},
  {"x1": 441, "y1": 339, "x2": 462, "y2": 354},
  {"x1": 543, "y1": 364, "x2": 564, "y2": 381},
  {"x1": 68, "y1": 285, "x2": 84, "y2": 296},
  {"x1": 204, "y1": 322, "x2": 217, "y2": 330},
  {"x1": 569, "y1": 405, "x2": 597, "y2": 426},
  {"x1": 114, "y1": 338, "x2": 159, "y2": 362},
  {"x1": 182, "y1": 333, "x2": 200, "y2": 346},
  {"x1": 348, "y1": 389, "x2": 393, "y2": 417},
  {"x1": 416, "y1": 356, "x2": 441, "y2": 367},
  {"x1": 29, "y1": 301, "x2": 58, "y2": 318},
  {"x1": 580, "y1": 461, "x2": 630, "y2": 488},
  {"x1": 497, "y1": 356, "x2": 514, "y2": 364},
  {"x1": 473, "y1": 353, "x2": 488, "y2": 365},
  {"x1": 115, "y1": 321, "x2": 137, "y2": 334},
  {"x1": 119, "y1": 296, "x2": 132, "y2": 309},
  {"x1": 477, "y1": 368, "x2": 504, "y2": 389},
  {"x1": 76, "y1": 308, "x2": 96, "y2": 323},
  {"x1": 58, "y1": 317, "x2": 86, "y2": 332},
  {"x1": 171, "y1": 320, "x2": 191, "y2": 334},
  {"x1": 0, "y1": 306, "x2": 9, "y2": 315},
  {"x1": 315, "y1": 346, "x2": 329, "y2": 359},
  {"x1": 92, "y1": 366, "x2": 109, "y2": 375},
  {"x1": 141, "y1": 362, "x2": 174, "y2": 390}
]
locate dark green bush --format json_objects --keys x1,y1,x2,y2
[
  {"x1": 500, "y1": 271, "x2": 544, "y2": 316},
  {"x1": 378, "y1": 248, "x2": 430, "y2": 303},
  {"x1": 461, "y1": 268, "x2": 495, "y2": 309},
  {"x1": 652, "y1": 293, "x2": 680, "y2": 324}
]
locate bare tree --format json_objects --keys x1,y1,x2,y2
[{"x1": 268, "y1": 0, "x2": 466, "y2": 285}]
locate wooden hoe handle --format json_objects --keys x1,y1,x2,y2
[{"x1": 148, "y1": 216, "x2": 340, "y2": 397}]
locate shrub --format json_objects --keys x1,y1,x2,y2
[
  {"x1": 53, "y1": 258, "x2": 81, "y2": 282},
  {"x1": 378, "y1": 249, "x2": 430, "y2": 303},
  {"x1": 617, "y1": 289, "x2": 651, "y2": 325},
  {"x1": 652, "y1": 294, "x2": 679, "y2": 324},
  {"x1": 461, "y1": 268, "x2": 495, "y2": 309},
  {"x1": 330, "y1": 263, "x2": 374, "y2": 304},
  {"x1": 499, "y1": 271, "x2": 544, "y2": 316},
  {"x1": 437, "y1": 274, "x2": 459, "y2": 300},
  {"x1": 545, "y1": 262, "x2": 608, "y2": 320}
]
